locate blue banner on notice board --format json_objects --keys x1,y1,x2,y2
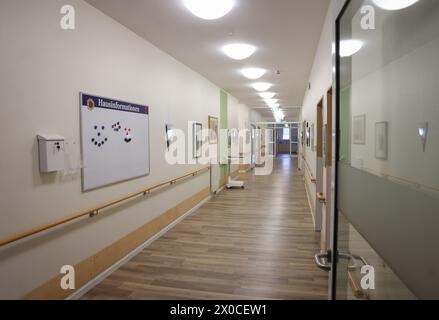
[{"x1": 81, "y1": 94, "x2": 149, "y2": 115}]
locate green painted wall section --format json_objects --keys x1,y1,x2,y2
[
  {"x1": 220, "y1": 90, "x2": 229, "y2": 179},
  {"x1": 339, "y1": 86, "x2": 351, "y2": 163}
]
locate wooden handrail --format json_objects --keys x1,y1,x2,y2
[
  {"x1": 317, "y1": 192, "x2": 326, "y2": 204},
  {"x1": 0, "y1": 166, "x2": 211, "y2": 247},
  {"x1": 348, "y1": 270, "x2": 370, "y2": 300},
  {"x1": 301, "y1": 155, "x2": 316, "y2": 184}
]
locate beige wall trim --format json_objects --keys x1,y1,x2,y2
[
  {"x1": 0, "y1": 166, "x2": 210, "y2": 248},
  {"x1": 219, "y1": 176, "x2": 228, "y2": 189},
  {"x1": 22, "y1": 187, "x2": 211, "y2": 300}
]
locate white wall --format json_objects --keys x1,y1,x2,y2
[
  {"x1": 300, "y1": 0, "x2": 335, "y2": 221},
  {"x1": 226, "y1": 95, "x2": 252, "y2": 170},
  {"x1": 349, "y1": 29, "x2": 439, "y2": 192},
  {"x1": 0, "y1": 0, "x2": 247, "y2": 299},
  {"x1": 249, "y1": 110, "x2": 264, "y2": 124}
]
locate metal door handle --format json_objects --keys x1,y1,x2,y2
[
  {"x1": 314, "y1": 251, "x2": 369, "y2": 271},
  {"x1": 314, "y1": 252, "x2": 331, "y2": 271}
]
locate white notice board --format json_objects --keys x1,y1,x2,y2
[{"x1": 80, "y1": 93, "x2": 150, "y2": 191}]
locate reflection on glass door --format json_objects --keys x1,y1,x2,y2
[{"x1": 334, "y1": 0, "x2": 439, "y2": 300}]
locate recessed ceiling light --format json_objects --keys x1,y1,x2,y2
[
  {"x1": 251, "y1": 82, "x2": 272, "y2": 92},
  {"x1": 273, "y1": 110, "x2": 285, "y2": 122},
  {"x1": 259, "y1": 92, "x2": 276, "y2": 99},
  {"x1": 264, "y1": 99, "x2": 279, "y2": 105},
  {"x1": 372, "y1": 0, "x2": 419, "y2": 10},
  {"x1": 240, "y1": 68, "x2": 266, "y2": 80},
  {"x1": 340, "y1": 39, "x2": 363, "y2": 57},
  {"x1": 184, "y1": 0, "x2": 235, "y2": 20},
  {"x1": 222, "y1": 43, "x2": 256, "y2": 60}
]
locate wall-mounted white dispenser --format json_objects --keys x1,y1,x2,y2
[{"x1": 37, "y1": 134, "x2": 66, "y2": 173}]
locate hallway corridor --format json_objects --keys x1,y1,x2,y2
[{"x1": 82, "y1": 156, "x2": 328, "y2": 300}]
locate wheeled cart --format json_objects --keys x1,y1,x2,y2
[{"x1": 225, "y1": 156, "x2": 245, "y2": 189}]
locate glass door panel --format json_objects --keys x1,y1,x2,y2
[{"x1": 334, "y1": 0, "x2": 439, "y2": 300}]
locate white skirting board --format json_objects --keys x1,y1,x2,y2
[
  {"x1": 214, "y1": 185, "x2": 226, "y2": 195},
  {"x1": 66, "y1": 195, "x2": 212, "y2": 300}
]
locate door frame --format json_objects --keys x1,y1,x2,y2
[
  {"x1": 321, "y1": 87, "x2": 333, "y2": 252},
  {"x1": 251, "y1": 124, "x2": 257, "y2": 169},
  {"x1": 329, "y1": 0, "x2": 350, "y2": 300},
  {"x1": 315, "y1": 99, "x2": 324, "y2": 232}
]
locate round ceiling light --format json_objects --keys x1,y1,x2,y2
[
  {"x1": 372, "y1": 0, "x2": 419, "y2": 10},
  {"x1": 240, "y1": 68, "x2": 266, "y2": 80},
  {"x1": 184, "y1": 0, "x2": 235, "y2": 20},
  {"x1": 340, "y1": 39, "x2": 363, "y2": 57},
  {"x1": 264, "y1": 99, "x2": 279, "y2": 105},
  {"x1": 222, "y1": 43, "x2": 256, "y2": 60},
  {"x1": 269, "y1": 103, "x2": 280, "y2": 110},
  {"x1": 273, "y1": 110, "x2": 285, "y2": 122},
  {"x1": 251, "y1": 82, "x2": 272, "y2": 92},
  {"x1": 258, "y1": 92, "x2": 276, "y2": 99}
]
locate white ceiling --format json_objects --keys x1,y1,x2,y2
[
  {"x1": 251, "y1": 106, "x2": 301, "y2": 121},
  {"x1": 85, "y1": 0, "x2": 330, "y2": 121}
]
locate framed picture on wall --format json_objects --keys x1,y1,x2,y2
[
  {"x1": 208, "y1": 116, "x2": 218, "y2": 144},
  {"x1": 230, "y1": 128, "x2": 239, "y2": 146},
  {"x1": 323, "y1": 124, "x2": 327, "y2": 166},
  {"x1": 165, "y1": 124, "x2": 173, "y2": 150},
  {"x1": 353, "y1": 115, "x2": 366, "y2": 145},
  {"x1": 193, "y1": 122, "x2": 203, "y2": 159},
  {"x1": 306, "y1": 124, "x2": 311, "y2": 147},
  {"x1": 375, "y1": 122, "x2": 388, "y2": 160},
  {"x1": 311, "y1": 123, "x2": 315, "y2": 151}
]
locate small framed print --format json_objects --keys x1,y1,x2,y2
[
  {"x1": 353, "y1": 115, "x2": 366, "y2": 145},
  {"x1": 208, "y1": 116, "x2": 218, "y2": 144},
  {"x1": 165, "y1": 124, "x2": 173, "y2": 150},
  {"x1": 323, "y1": 124, "x2": 327, "y2": 166},
  {"x1": 375, "y1": 122, "x2": 388, "y2": 160},
  {"x1": 306, "y1": 125, "x2": 311, "y2": 147},
  {"x1": 193, "y1": 122, "x2": 203, "y2": 159}
]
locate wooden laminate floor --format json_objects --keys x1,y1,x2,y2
[{"x1": 82, "y1": 155, "x2": 328, "y2": 300}]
